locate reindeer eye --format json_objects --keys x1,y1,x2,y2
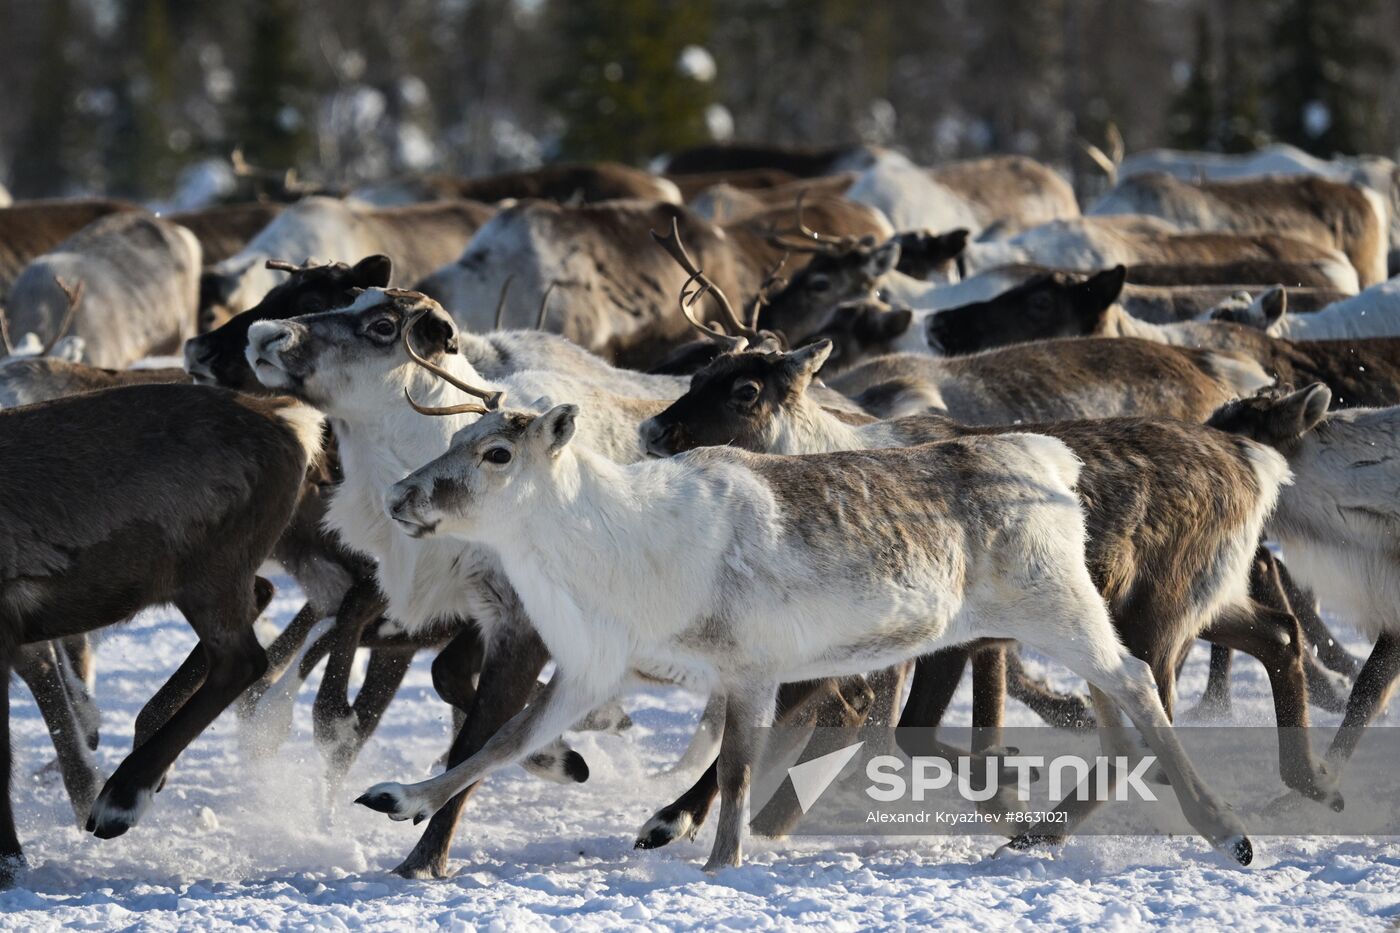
[
  {"x1": 369, "y1": 318, "x2": 397, "y2": 338},
  {"x1": 483, "y1": 447, "x2": 512, "y2": 465},
  {"x1": 299, "y1": 294, "x2": 327, "y2": 313},
  {"x1": 808, "y1": 276, "x2": 831, "y2": 293},
  {"x1": 732, "y1": 379, "x2": 761, "y2": 405}
]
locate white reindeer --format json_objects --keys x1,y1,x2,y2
[{"x1": 360, "y1": 396, "x2": 1256, "y2": 871}]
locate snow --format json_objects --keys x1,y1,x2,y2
[{"x1": 3, "y1": 573, "x2": 1399, "y2": 929}]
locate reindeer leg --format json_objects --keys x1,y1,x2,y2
[
  {"x1": 635, "y1": 679, "x2": 828, "y2": 850},
  {"x1": 14, "y1": 643, "x2": 101, "y2": 827},
  {"x1": 238, "y1": 601, "x2": 321, "y2": 720},
  {"x1": 704, "y1": 682, "x2": 777, "y2": 872},
  {"x1": 1004, "y1": 648, "x2": 1095, "y2": 730},
  {"x1": 1204, "y1": 604, "x2": 1338, "y2": 809},
  {"x1": 358, "y1": 666, "x2": 620, "y2": 828},
  {"x1": 0, "y1": 648, "x2": 23, "y2": 889},
  {"x1": 670, "y1": 692, "x2": 726, "y2": 774},
  {"x1": 1326, "y1": 632, "x2": 1400, "y2": 769},
  {"x1": 311, "y1": 580, "x2": 386, "y2": 782},
  {"x1": 88, "y1": 582, "x2": 269, "y2": 839},
  {"x1": 1274, "y1": 556, "x2": 1360, "y2": 678},
  {"x1": 387, "y1": 625, "x2": 553, "y2": 880}
]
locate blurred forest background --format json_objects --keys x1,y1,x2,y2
[{"x1": 1, "y1": 0, "x2": 1397, "y2": 205}]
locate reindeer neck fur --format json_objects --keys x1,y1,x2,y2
[
  {"x1": 772, "y1": 392, "x2": 896, "y2": 455},
  {"x1": 327, "y1": 356, "x2": 512, "y2": 635},
  {"x1": 474, "y1": 447, "x2": 767, "y2": 688}
]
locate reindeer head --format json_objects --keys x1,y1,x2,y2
[
  {"x1": 639, "y1": 341, "x2": 830, "y2": 457},
  {"x1": 756, "y1": 236, "x2": 900, "y2": 341},
  {"x1": 387, "y1": 404, "x2": 579, "y2": 540},
  {"x1": 186, "y1": 255, "x2": 392, "y2": 391},
  {"x1": 924, "y1": 266, "x2": 1126, "y2": 356},
  {"x1": 1206, "y1": 382, "x2": 1332, "y2": 451},
  {"x1": 245, "y1": 287, "x2": 473, "y2": 416},
  {"x1": 794, "y1": 299, "x2": 913, "y2": 375},
  {"x1": 1204, "y1": 287, "x2": 1287, "y2": 335}
]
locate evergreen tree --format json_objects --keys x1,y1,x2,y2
[
  {"x1": 11, "y1": 0, "x2": 78, "y2": 197},
  {"x1": 1266, "y1": 0, "x2": 1392, "y2": 155},
  {"x1": 232, "y1": 0, "x2": 313, "y2": 170},
  {"x1": 1167, "y1": 10, "x2": 1218, "y2": 149},
  {"x1": 545, "y1": 0, "x2": 716, "y2": 164},
  {"x1": 110, "y1": 0, "x2": 178, "y2": 198}
]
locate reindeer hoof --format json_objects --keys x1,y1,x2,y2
[
  {"x1": 1221, "y1": 834, "x2": 1253, "y2": 866},
  {"x1": 355, "y1": 782, "x2": 428, "y2": 823},
  {"x1": 86, "y1": 783, "x2": 154, "y2": 839},
  {"x1": 391, "y1": 857, "x2": 455, "y2": 880},
  {"x1": 635, "y1": 809, "x2": 696, "y2": 849}
]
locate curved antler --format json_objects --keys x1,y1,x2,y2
[
  {"x1": 0, "y1": 301, "x2": 13, "y2": 356},
  {"x1": 44, "y1": 277, "x2": 85, "y2": 355},
  {"x1": 401, "y1": 308, "x2": 505, "y2": 415},
  {"x1": 493, "y1": 274, "x2": 516, "y2": 330},
  {"x1": 762, "y1": 189, "x2": 862, "y2": 255},
  {"x1": 651, "y1": 217, "x2": 752, "y2": 350},
  {"x1": 536, "y1": 281, "x2": 559, "y2": 330}
]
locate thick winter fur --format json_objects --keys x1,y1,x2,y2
[
  {"x1": 0, "y1": 199, "x2": 139, "y2": 296},
  {"x1": 371, "y1": 405, "x2": 1255, "y2": 869},
  {"x1": 962, "y1": 216, "x2": 1360, "y2": 293},
  {"x1": 245, "y1": 288, "x2": 701, "y2": 876},
  {"x1": 0, "y1": 384, "x2": 321, "y2": 880},
  {"x1": 1091, "y1": 173, "x2": 1388, "y2": 287},
  {"x1": 169, "y1": 202, "x2": 284, "y2": 264},
  {"x1": 662, "y1": 142, "x2": 878, "y2": 177},
  {"x1": 0, "y1": 359, "x2": 187, "y2": 409},
  {"x1": 199, "y1": 197, "x2": 492, "y2": 328},
  {"x1": 826, "y1": 337, "x2": 1271, "y2": 426},
  {"x1": 1223, "y1": 277, "x2": 1400, "y2": 342},
  {"x1": 415, "y1": 199, "x2": 751, "y2": 364},
  {"x1": 5, "y1": 212, "x2": 202, "y2": 368},
  {"x1": 640, "y1": 342, "x2": 1323, "y2": 808},
  {"x1": 1123, "y1": 259, "x2": 1352, "y2": 290},
  {"x1": 1208, "y1": 384, "x2": 1400, "y2": 768},
  {"x1": 1119, "y1": 144, "x2": 1400, "y2": 259},
  {"x1": 355, "y1": 162, "x2": 682, "y2": 207},
  {"x1": 846, "y1": 153, "x2": 1078, "y2": 239}
]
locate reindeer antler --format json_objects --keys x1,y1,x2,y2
[
  {"x1": 401, "y1": 308, "x2": 505, "y2": 416},
  {"x1": 651, "y1": 217, "x2": 754, "y2": 351},
  {"x1": 763, "y1": 189, "x2": 862, "y2": 256},
  {"x1": 44, "y1": 277, "x2": 85, "y2": 355},
  {"x1": 493, "y1": 275, "x2": 516, "y2": 330},
  {"x1": 0, "y1": 301, "x2": 13, "y2": 356},
  {"x1": 536, "y1": 281, "x2": 559, "y2": 331},
  {"x1": 746, "y1": 251, "x2": 791, "y2": 332}
]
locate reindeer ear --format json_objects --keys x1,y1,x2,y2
[
  {"x1": 862, "y1": 241, "x2": 901, "y2": 280},
  {"x1": 881, "y1": 308, "x2": 914, "y2": 339},
  {"x1": 531, "y1": 404, "x2": 579, "y2": 456},
  {"x1": 410, "y1": 301, "x2": 460, "y2": 356},
  {"x1": 1292, "y1": 382, "x2": 1331, "y2": 434},
  {"x1": 353, "y1": 255, "x2": 393, "y2": 288},
  {"x1": 939, "y1": 229, "x2": 970, "y2": 259},
  {"x1": 1258, "y1": 287, "x2": 1287, "y2": 332},
  {"x1": 1082, "y1": 265, "x2": 1127, "y2": 308},
  {"x1": 786, "y1": 339, "x2": 832, "y2": 380}
]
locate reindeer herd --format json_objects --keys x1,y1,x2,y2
[{"x1": 2, "y1": 140, "x2": 1400, "y2": 884}]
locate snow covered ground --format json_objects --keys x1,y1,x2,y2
[{"x1": 2, "y1": 572, "x2": 1398, "y2": 930}]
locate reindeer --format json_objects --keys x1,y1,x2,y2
[
  {"x1": 354, "y1": 161, "x2": 683, "y2": 207},
  {"x1": 0, "y1": 383, "x2": 323, "y2": 885},
  {"x1": 4, "y1": 212, "x2": 201, "y2": 369},
  {"x1": 1091, "y1": 173, "x2": 1389, "y2": 287},
  {"x1": 169, "y1": 202, "x2": 284, "y2": 264},
  {"x1": 0, "y1": 199, "x2": 139, "y2": 296},
  {"x1": 1206, "y1": 384, "x2": 1400, "y2": 774},
  {"x1": 633, "y1": 329, "x2": 1334, "y2": 846},
  {"x1": 1205, "y1": 277, "x2": 1400, "y2": 342},
  {"x1": 362, "y1": 376, "x2": 1258, "y2": 871},
  {"x1": 199, "y1": 197, "x2": 493, "y2": 330}
]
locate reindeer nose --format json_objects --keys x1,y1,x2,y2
[
  {"x1": 388, "y1": 485, "x2": 423, "y2": 518},
  {"x1": 639, "y1": 419, "x2": 673, "y2": 459}
]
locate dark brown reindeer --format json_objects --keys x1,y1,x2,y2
[{"x1": 0, "y1": 383, "x2": 322, "y2": 885}]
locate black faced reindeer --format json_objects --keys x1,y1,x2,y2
[{"x1": 0, "y1": 383, "x2": 322, "y2": 885}]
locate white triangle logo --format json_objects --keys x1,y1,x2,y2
[{"x1": 788, "y1": 741, "x2": 865, "y2": 814}]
